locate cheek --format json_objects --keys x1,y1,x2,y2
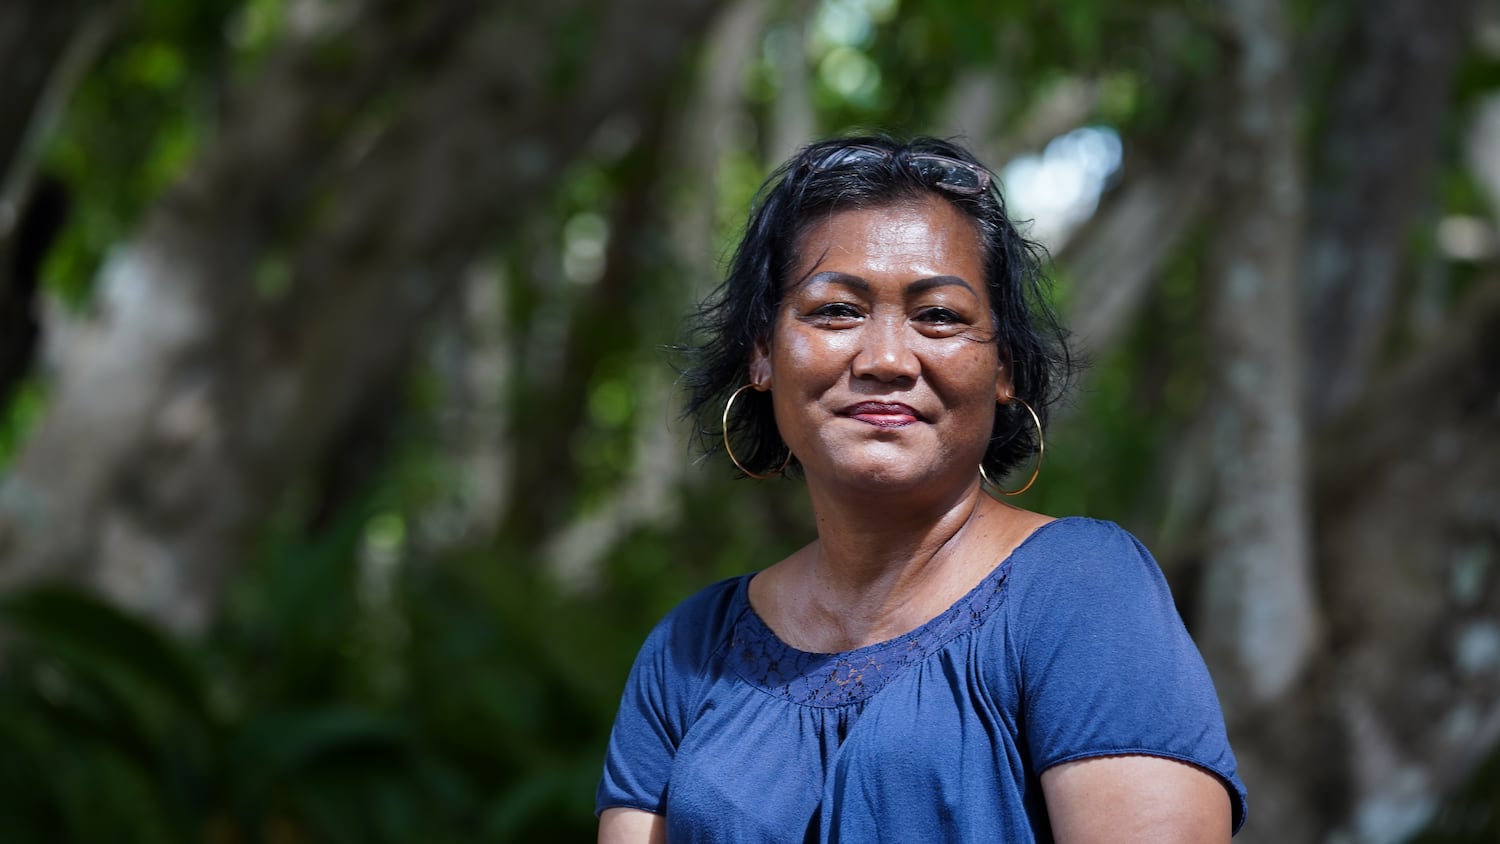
[
  {"x1": 772, "y1": 328, "x2": 854, "y2": 382},
  {"x1": 931, "y1": 346, "x2": 1004, "y2": 404}
]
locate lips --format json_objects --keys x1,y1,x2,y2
[{"x1": 841, "y1": 401, "x2": 922, "y2": 428}]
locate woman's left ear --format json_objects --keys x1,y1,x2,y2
[
  {"x1": 995, "y1": 368, "x2": 1013, "y2": 405},
  {"x1": 750, "y1": 339, "x2": 774, "y2": 390}
]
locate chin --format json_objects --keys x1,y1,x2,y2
[{"x1": 832, "y1": 462, "x2": 940, "y2": 494}]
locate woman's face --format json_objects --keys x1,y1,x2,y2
[{"x1": 751, "y1": 195, "x2": 1011, "y2": 495}]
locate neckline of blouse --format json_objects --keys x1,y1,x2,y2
[{"x1": 726, "y1": 516, "x2": 1076, "y2": 707}]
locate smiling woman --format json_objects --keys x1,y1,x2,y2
[
  {"x1": 595, "y1": 136, "x2": 1247, "y2": 843},
  {"x1": 754, "y1": 198, "x2": 1006, "y2": 501}
]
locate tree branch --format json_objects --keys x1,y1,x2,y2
[{"x1": 0, "y1": 0, "x2": 724, "y2": 631}]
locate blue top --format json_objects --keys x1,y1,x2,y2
[{"x1": 597, "y1": 517, "x2": 1247, "y2": 841}]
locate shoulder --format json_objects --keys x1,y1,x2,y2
[
  {"x1": 976, "y1": 516, "x2": 1178, "y2": 695},
  {"x1": 634, "y1": 574, "x2": 750, "y2": 671},
  {"x1": 600, "y1": 576, "x2": 751, "y2": 818},
  {"x1": 1004, "y1": 516, "x2": 1168, "y2": 600},
  {"x1": 997, "y1": 516, "x2": 1191, "y2": 672},
  {"x1": 1011, "y1": 515, "x2": 1150, "y2": 561},
  {"x1": 610, "y1": 575, "x2": 750, "y2": 739},
  {"x1": 995, "y1": 519, "x2": 1247, "y2": 830},
  {"x1": 656, "y1": 574, "x2": 748, "y2": 637}
]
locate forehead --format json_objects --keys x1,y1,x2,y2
[{"x1": 788, "y1": 196, "x2": 986, "y2": 284}]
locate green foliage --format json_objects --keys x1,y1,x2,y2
[
  {"x1": 0, "y1": 509, "x2": 673, "y2": 841},
  {"x1": 42, "y1": 0, "x2": 240, "y2": 306},
  {"x1": 0, "y1": 378, "x2": 46, "y2": 469},
  {"x1": 0, "y1": 399, "x2": 815, "y2": 843},
  {"x1": 0, "y1": 586, "x2": 208, "y2": 841},
  {"x1": 1453, "y1": 44, "x2": 1500, "y2": 108},
  {"x1": 4, "y1": 0, "x2": 1498, "y2": 840}
]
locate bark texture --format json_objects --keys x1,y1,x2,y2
[
  {"x1": 1195, "y1": 0, "x2": 1318, "y2": 711},
  {"x1": 1190, "y1": 3, "x2": 1322, "y2": 837}
]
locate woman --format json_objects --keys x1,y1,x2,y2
[{"x1": 596, "y1": 136, "x2": 1247, "y2": 842}]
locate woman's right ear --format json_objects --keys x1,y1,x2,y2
[{"x1": 749, "y1": 340, "x2": 773, "y2": 390}]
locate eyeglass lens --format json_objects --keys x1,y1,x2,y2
[
  {"x1": 909, "y1": 155, "x2": 987, "y2": 194},
  {"x1": 813, "y1": 147, "x2": 988, "y2": 196}
]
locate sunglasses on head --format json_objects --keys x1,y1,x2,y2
[{"x1": 808, "y1": 145, "x2": 992, "y2": 196}]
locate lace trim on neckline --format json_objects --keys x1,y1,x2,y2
[{"x1": 727, "y1": 556, "x2": 1013, "y2": 708}]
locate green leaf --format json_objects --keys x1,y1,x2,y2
[
  {"x1": 230, "y1": 707, "x2": 414, "y2": 789},
  {"x1": 0, "y1": 584, "x2": 210, "y2": 724}
]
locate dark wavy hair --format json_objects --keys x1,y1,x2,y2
[{"x1": 680, "y1": 134, "x2": 1076, "y2": 484}]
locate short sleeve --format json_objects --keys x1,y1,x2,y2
[
  {"x1": 596, "y1": 578, "x2": 743, "y2": 816},
  {"x1": 1007, "y1": 519, "x2": 1248, "y2": 832}
]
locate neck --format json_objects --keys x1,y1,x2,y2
[
  {"x1": 810, "y1": 475, "x2": 982, "y2": 574},
  {"x1": 790, "y1": 475, "x2": 1001, "y2": 647}
]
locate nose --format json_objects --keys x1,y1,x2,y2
[{"x1": 851, "y1": 317, "x2": 919, "y2": 382}]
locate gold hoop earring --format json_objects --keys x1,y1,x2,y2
[
  {"x1": 722, "y1": 384, "x2": 792, "y2": 479},
  {"x1": 979, "y1": 397, "x2": 1044, "y2": 496}
]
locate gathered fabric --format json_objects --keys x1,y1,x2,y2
[{"x1": 597, "y1": 517, "x2": 1247, "y2": 842}]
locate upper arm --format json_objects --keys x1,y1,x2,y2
[
  {"x1": 1008, "y1": 522, "x2": 1247, "y2": 831},
  {"x1": 598, "y1": 807, "x2": 666, "y2": 844},
  {"x1": 597, "y1": 625, "x2": 680, "y2": 816},
  {"x1": 1041, "y1": 754, "x2": 1231, "y2": 844},
  {"x1": 598, "y1": 581, "x2": 739, "y2": 822}
]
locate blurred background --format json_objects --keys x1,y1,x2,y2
[{"x1": 0, "y1": 0, "x2": 1498, "y2": 841}]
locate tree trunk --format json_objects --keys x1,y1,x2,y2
[
  {"x1": 1195, "y1": 0, "x2": 1317, "y2": 710},
  {"x1": 1315, "y1": 279, "x2": 1500, "y2": 843},
  {"x1": 1302, "y1": 0, "x2": 1476, "y2": 426},
  {"x1": 1193, "y1": 1, "x2": 1321, "y2": 838},
  {"x1": 0, "y1": 0, "x2": 724, "y2": 632}
]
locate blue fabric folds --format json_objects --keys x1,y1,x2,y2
[{"x1": 597, "y1": 517, "x2": 1248, "y2": 842}]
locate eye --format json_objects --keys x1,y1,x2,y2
[
  {"x1": 915, "y1": 307, "x2": 963, "y2": 325},
  {"x1": 810, "y1": 302, "x2": 863, "y2": 320},
  {"x1": 913, "y1": 306, "x2": 979, "y2": 338}
]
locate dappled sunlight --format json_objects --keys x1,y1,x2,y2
[
  {"x1": 1001, "y1": 124, "x2": 1123, "y2": 248},
  {"x1": 0, "y1": 0, "x2": 1496, "y2": 840}
]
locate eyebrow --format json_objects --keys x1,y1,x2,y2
[
  {"x1": 908, "y1": 275, "x2": 978, "y2": 295},
  {"x1": 801, "y1": 271, "x2": 978, "y2": 296}
]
